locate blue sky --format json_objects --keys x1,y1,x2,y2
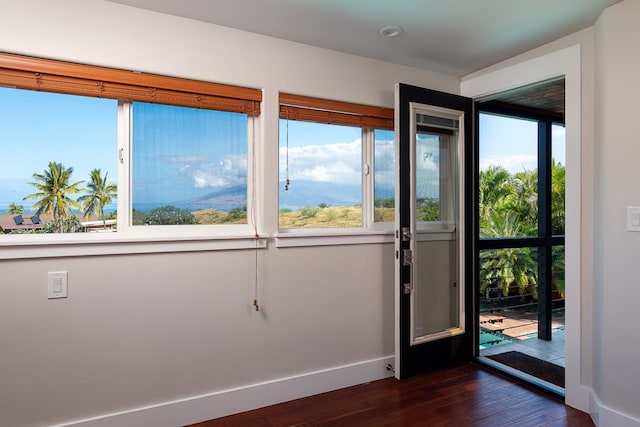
[
  {"x1": 0, "y1": 87, "x2": 566, "y2": 213},
  {"x1": 0, "y1": 87, "x2": 117, "y2": 213},
  {"x1": 131, "y1": 103, "x2": 247, "y2": 206},
  {"x1": 279, "y1": 120, "x2": 362, "y2": 185},
  {"x1": 480, "y1": 113, "x2": 566, "y2": 172},
  {"x1": 0, "y1": 88, "x2": 249, "y2": 213}
]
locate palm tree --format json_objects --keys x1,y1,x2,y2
[
  {"x1": 478, "y1": 166, "x2": 514, "y2": 227},
  {"x1": 78, "y1": 169, "x2": 117, "y2": 229},
  {"x1": 504, "y1": 169, "x2": 538, "y2": 235},
  {"x1": 480, "y1": 246, "x2": 538, "y2": 298},
  {"x1": 24, "y1": 162, "x2": 84, "y2": 232},
  {"x1": 480, "y1": 212, "x2": 538, "y2": 295},
  {"x1": 551, "y1": 159, "x2": 566, "y2": 235},
  {"x1": 7, "y1": 202, "x2": 24, "y2": 215}
]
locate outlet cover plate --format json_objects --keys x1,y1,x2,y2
[{"x1": 48, "y1": 271, "x2": 68, "y2": 299}]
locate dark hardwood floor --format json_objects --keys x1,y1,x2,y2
[{"x1": 188, "y1": 363, "x2": 594, "y2": 426}]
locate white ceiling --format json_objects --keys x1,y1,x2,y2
[{"x1": 107, "y1": 0, "x2": 619, "y2": 76}]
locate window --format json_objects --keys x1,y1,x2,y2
[
  {"x1": 130, "y1": 102, "x2": 249, "y2": 226},
  {"x1": 374, "y1": 129, "x2": 395, "y2": 223},
  {"x1": 279, "y1": 93, "x2": 394, "y2": 231},
  {"x1": 0, "y1": 52, "x2": 261, "y2": 239},
  {"x1": 279, "y1": 120, "x2": 363, "y2": 228},
  {"x1": 0, "y1": 87, "x2": 117, "y2": 234}
]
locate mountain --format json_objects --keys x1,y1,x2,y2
[
  {"x1": 182, "y1": 180, "x2": 395, "y2": 210},
  {"x1": 279, "y1": 180, "x2": 397, "y2": 209},
  {"x1": 280, "y1": 180, "x2": 359, "y2": 209},
  {"x1": 185, "y1": 184, "x2": 247, "y2": 206}
]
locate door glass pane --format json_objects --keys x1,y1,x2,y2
[
  {"x1": 411, "y1": 105, "x2": 462, "y2": 343},
  {"x1": 374, "y1": 129, "x2": 395, "y2": 222},
  {"x1": 416, "y1": 135, "x2": 441, "y2": 222},
  {"x1": 479, "y1": 113, "x2": 538, "y2": 237},
  {"x1": 552, "y1": 124, "x2": 566, "y2": 235}
]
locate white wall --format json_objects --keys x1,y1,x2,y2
[
  {"x1": 0, "y1": 1, "x2": 459, "y2": 426},
  {"x1": 592, "y1": 1, "x2": 640, "y2": 424}
]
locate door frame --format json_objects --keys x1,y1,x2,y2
[{"x1": 461, "y1": 44, "x2": 585, "y2": 410}]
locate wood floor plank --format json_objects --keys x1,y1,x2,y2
[{"x1": 188, "y1": 363, "x2": 594, "y2": 427}]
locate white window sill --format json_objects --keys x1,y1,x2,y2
[
  {"x1": 0, "y1": 233, "x2": 267, "y2": 259},
  {"x1": 275, "y1": 229, "x2": 394, "y2": 248}
]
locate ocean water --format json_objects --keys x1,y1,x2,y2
[
  {"x1": 0, "y1": 203, "x2": 244, "y2": 215},
  {"x1": 132, "y1": 203, "x2": 244, "y2": 213}
]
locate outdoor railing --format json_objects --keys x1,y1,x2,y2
[{"x1": 479, "y1": 246, "x2": 565, "y2": 347}]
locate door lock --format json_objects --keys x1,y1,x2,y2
[
  {"x1": 402, "y1": 249, "x2": 413, "y2": 266},
  {"x1": 403, "y1": 283, "x2": 413, "y2": 294}
]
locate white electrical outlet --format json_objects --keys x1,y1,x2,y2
[
  {"x1": 48, "y1": 271, "x2": 68, "y2": 299},
  {"x1": 627, "y1": 207, "x2": 640, "y2": 232}
]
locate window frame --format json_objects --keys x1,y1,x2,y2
[
  {"x1": 0, "y1": 52, "x2": 265, "y2": 258},
  {"x1": 275, "y1": 93, "x2": 396, "y2": 245},
  {"x1": 118, "y1": 101, "x2": 259, "y2": 237}
]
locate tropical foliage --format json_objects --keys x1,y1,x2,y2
[
  {"x1": 42, "y1": 216, "x2": 84, "y2": 233},
  {"x1": 23, "y1": 162, "x2": 84, "y2": 233},
  {"x1": 11, "y1": 161, "x2": 250, "y2": 233},
  {"x1": 77, "y1": 169, "x2": 117, "y2": 229},
  {"x1": 7, "y1": 202, "x2": 24, "y2": 215},
  {"x1": 479, "y1": 161, "x2": 565, "y2": 300},
  {"x1": 136, "y1": 205, "x2": 198, "y2": 225}
]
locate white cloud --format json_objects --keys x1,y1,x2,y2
[
  {"x1": 480, "y1": 154, "x2": 537, "y2": 173},
  {"x1": 179, "y1": 154, "x2": 247, "y2": 189},
  {"x1": 374, "y1": 139, "x2": 394, "y2": 173},
  {"x1": 280, "y1": 139, "x2": 362, "y2": 184},
  {"x1": 192, "y1": 171, "x2": 228, "y2": 188},
  {"x1": 168, "y1": 154, "x2": 207, "y2": 163}
]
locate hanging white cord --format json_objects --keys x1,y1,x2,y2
[
  {"x1": 285, "y1": 105, "x2": 290, "y2": 191},
  {"x1": 250, "y1": 111, "x2": 260, "y2": 311}
]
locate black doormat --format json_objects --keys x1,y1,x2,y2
[{"x1": 486, "y1": 351, "x2": 564, "y2": 388}]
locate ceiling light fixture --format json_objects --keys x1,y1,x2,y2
[{"x1": 379, "y1": 25, "x2": 403, "y2": 38}]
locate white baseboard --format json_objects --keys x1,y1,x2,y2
[
  {"x1": 590, "y1": 390, "x2": 640, "y2": 427},
  {"x1": 52, "y1": 356, "x2": 395, "y2": 427},
  {"x1": 565, "y1": 385, "x2": 591, "y2": 414}
]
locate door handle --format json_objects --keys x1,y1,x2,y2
[{"x1": 402, "y1": 227, "x2": 412, "y2": 241}]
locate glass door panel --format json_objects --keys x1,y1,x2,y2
[
  {"x1": 479, "y1": 113, "x2": 539, "y2": 238},
  {"x1": 411, "y1": 107, "x2": 462, "y2": 344}
]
